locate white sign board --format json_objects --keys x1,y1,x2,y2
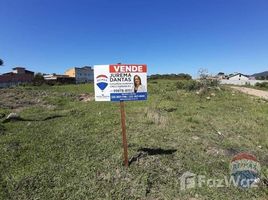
[{"x1": 94, "y1": 64, "x2": 147, "y2": 101}]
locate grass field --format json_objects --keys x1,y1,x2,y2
[{"x1": 0, "y1": 80, "x2": 268, "y2": 199}]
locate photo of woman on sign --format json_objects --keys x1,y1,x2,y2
[{"x1": 133, "y1": 75, "x2": 146, "y2": 93}]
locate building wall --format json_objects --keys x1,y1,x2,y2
[
  {"x1": 13, "y1": 68, "x2": 26, "y2": 74},
  {"x1": 0, "y1": 82, "x2": 17, "y2": 88},
  {"x1": 229, "y1": 74, "x2": 249, "y2": 81},
  {"x1": 217, "y1": 75, "x2": 228, "y2": 80},
  {"x1": 0, "y1": 73, "x2": 34, "y2": 83},
  {"x1": 65, "y1": 67, "x2": 93, "y2": 83},
  {"x1": 44, "y1": 74, "x2": 76, "y2": 84},
  {"x1": 0, "y1": 74, "x2": 34, "y2": 88},
  {"x1": 65, "y1": 68, "x2": 76, "y2": 78},
  {"x1": 45, "y1": 77, "x2": 76, "y2": 85}
]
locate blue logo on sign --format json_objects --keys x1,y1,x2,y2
[{"x1": 96, "y1": 74, "x2": 108, "y2": 91}]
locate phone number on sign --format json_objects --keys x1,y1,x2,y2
[{"x1": 112, "y1": 89, "x2": 133, "y2": 93}]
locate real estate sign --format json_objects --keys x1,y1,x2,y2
[{"x1": 94, "y1": 64, "x2": 147, "y2": 101}]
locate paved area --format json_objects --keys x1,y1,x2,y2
[{"x1": 231, "y1": 86, "x2": 268, "y2": 100}]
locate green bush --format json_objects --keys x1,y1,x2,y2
[
  {"x1": 33, "y1": 73, "x2": 45, "y2": 86},
  {"x1": 176, "y1": 80, "x2": 187, "y2": 89},
  {"x1": 208, "y1": 79, "x2": 220, "y2": 87},
  {"x1": 255, "y1": 82, "x2": 268, "y2": 88},
  {"x1": 176, "y1": 80, "x2": 201, "y2": 91},
  {"x1": 184, "y1": 80, "x2": 201, "y2": 91},
  {"x1": 176, "y1": 79, "x2": 220, "y2": 91}
]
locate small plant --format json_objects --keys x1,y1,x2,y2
[
  {"x1": 145, "y1": 107, "x2": 169, "y2": 127},
  {"x1": 245, "y1": 82, "x2": 251, "y2": 86}
]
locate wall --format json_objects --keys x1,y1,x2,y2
[
  {"x1": 75, "y1": 68, "x2": 94, "y2": 83},
  {"x1": 65, "y1": 68, "x2": 75, "y2": 78},
  {"x1": 0, "y1": 72, "x2": 34, "y2": 88},
  {"x1": 0, "y1": 82, "x2": 16, "y2": 88},
  {"x1": 220, "y1": 80, "x2": 268, "y2": 86}
]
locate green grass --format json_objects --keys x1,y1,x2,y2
[{"x1": 0, "y1": 81, "x2": 268, "y2": 199}]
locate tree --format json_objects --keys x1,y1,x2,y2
[
  {"x1": 33, "y1": 73, "x2": 45, "y2": 86},
  {"x1": 149, "y1": 73, "x2": 192, "y2": 80},
  {"x1": 197, "y1": 68, "x2": 219, "y2": 94},
  {"x1": 177, "y1": 73, "x2": 192, "y2": 80},
  {"x1": 198, "y1": 68, "x2": 209, "y2": 80},
  {"x1": 0, "y1": 59, "x2": 3, "y2": 66}
]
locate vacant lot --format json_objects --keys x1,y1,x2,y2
[{"x1": 0, "y1": 81, "x2": 267, "y2": 199}]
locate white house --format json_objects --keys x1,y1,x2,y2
[
  {"x1": 220, "y1": 72, "x2": 268, "y2": 86},
  {"x1": 228, "y1": 73, "x2": 249, "y2": 81}
]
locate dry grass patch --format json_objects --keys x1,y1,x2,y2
[{"x1": 144, "y1": 107, "x2": 169, "y2": 127}]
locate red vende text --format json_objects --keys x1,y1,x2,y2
[{"x1": 109, "y1": 64, "x2": 147, "y2": 73}]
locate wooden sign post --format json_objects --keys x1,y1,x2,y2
[{"x1": 120, "y1": 101, "x2": 129, "y2": 167}]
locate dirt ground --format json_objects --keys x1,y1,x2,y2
[{"x1": 231, "y1": 86, "x2": 268, "y2": 100}]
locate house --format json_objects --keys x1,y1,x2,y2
[
  {"x1": 216, "y1": 72, "x2": 228, "y2": 80},
  {"x1": 65, "y1": 66, "x2": 94, "y2": 83},
  {"x1": 0, "y1": 67, "x2": 34, "y2": 88},
  {"x1": 228, "y1": 73, "x2": 249, "y2": 81},
  {"x1": 43, "y1": 74, "x2": 75, "y2": 84}
]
